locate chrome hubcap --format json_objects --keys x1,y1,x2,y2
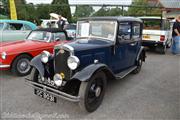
[
  {"x1": 17, "y1": 59, "x2": 30, "y2": 74},
  {"x1": 95, "y1": 87, "x2": 101, "y2": 97}
]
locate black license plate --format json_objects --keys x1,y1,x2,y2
[{"x1": 34, "y1": 89, "x2": 57, "y2": 103}]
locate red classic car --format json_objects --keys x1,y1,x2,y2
[{"x1": 0, "y1": 28, "x2": 72, "y2": 76}]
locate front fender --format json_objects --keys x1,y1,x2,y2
[
  {"x1": 30, "y1": 55, "x2": 45, "y2": 77},
  {"x1": 71, "y1": 63, "x2": 114, "y2": 82}
]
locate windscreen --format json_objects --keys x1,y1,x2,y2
[
  {"x1": 77, "y1": 20, "x2": 117, "y2": 41},
  {"x1": 27, "y1": 31, "x2": 51, "y2": 41}
]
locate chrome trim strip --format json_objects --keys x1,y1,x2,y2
[
  {"x1": 0, "y1": 64, "x2": 10, "y2": 68},
  {"x1": 25, "y1": 79, "x2": 80, "y2": 102},
  {"x1": 63, "y1": 44, "x2": 74, "y2": 52}
]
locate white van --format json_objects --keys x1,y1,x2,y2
[{"x1": 139, "y1": 17, "x2": 172, "y2": 54}]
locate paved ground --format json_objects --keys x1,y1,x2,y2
[{"x1": 0, "y1": 50, "x2": 180, "y2": 120}]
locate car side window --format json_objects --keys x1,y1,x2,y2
[
  {"x1": 54, "y1": 32, "x2": 66, "y2": 41},
  {"x1": 0, "y1": 23, "x2": 4, "y2": 30},
  {"x1": 132, "y1": 23, "x2": 141, "y2": 39},
  {"x1": 4, "y1": 23, "x2": 23, "y2": 30},
  {"x1": 24, "y1": 24, "x2": 32, "y2": 30},
  {"x1": 118, "y1": 22, "x2": 131, "y2": 40}
]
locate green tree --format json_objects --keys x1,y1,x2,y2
[
  {"x1": 36, "y1": 4, "x2": 51, "y2": 19},
  {"x1": 74, "y1": 5, "x2": 94, "y2": 17},
  {"x1": 14, "y1": 0, "x2": 38, "y2": 22},
  {"x1": 93, "y1": 7, "x2": 126, "y2": 16},
  {"x1": 93, "y1": 7, "x2": 109, "y2": 16},
  {"x1": 107, "y1": 7, "x2": 125, "y2": 16},
  {"x1": 1, "y1": 0, "x2": 9, "y2": 17},
  {"x1": 51, "y1": 0, "x2": 72, "y2": 21},
  {"x1": 128, "y1": 0, "x2": 161, "y2": 16}
]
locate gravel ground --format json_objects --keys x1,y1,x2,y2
[{"x1": 0, "y1": 50, "x2": 180, "y2": 120}]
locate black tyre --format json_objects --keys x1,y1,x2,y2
[
  {"x1": 156, "y1": 45, "x2": 166, "y2": 54},
  {"x1": 132, "y1": 56, "x2": 143, "y2": 74},
  {"x1": 11, "y1": 54, "x2": 32, "y2": 76},
  {"x1": 30, "y1": 67, "x2": 42, "y2": 83},
  {"x1": 78, "y1": 71, "x2": 107, "y2": 112}
]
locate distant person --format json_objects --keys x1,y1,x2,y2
[
  {"x1": 172, "y1": 15, "x2": 180, "y2": 54},
  {"x1": 57, "y1": 15, "x2": 65, "y2": 30}
]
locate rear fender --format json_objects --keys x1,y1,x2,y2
[{"x1": 136, "y1": 46, "x2": 146, "y2": 62}]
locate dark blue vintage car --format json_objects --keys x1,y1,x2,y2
[{"x1": 26, "y1": 17, "x2": 146, "y2": 112}]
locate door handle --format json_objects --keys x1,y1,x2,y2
[{"x1": 130, "y1": 43, "x2": 136, "y2": 46}]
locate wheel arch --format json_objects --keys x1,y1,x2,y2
[
  {"x1": 71, "y1": 63, "x2": 115, "y2": 82},
  {"x1": 10, "y1": 52, "x2": 33, "y2": 69}
]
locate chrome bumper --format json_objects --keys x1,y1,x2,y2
[
  {"x1": 25, "y1": 79, "x2": 80, "y2": 102},
  {"x1": 0, "y1": 64, "x2": 10, "y2": 68}
]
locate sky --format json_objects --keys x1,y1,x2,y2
[{"x1": 26, "y1": 0, "x2": 132, "y2": 5}]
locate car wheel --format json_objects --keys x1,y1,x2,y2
[
  {"x1": 78, "y1": 71, "x2": 107, "y2": 112},
  {"x1": 30, "y1": 67, "x2": 42, "y2": 83},
  {"x1": 156, "y1": 45, "x2": 166, "y2": 54},
  {"x1": 11, "y1": 54, "x2": 32, "y2": 76},
  {"x1": 132, "y1": 56, "x2": 142, "y2": 74}
]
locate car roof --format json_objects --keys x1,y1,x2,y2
[
  {"x1": 33, "y1": 28, "x2": 66, "y2": 33},
  {"x1": 79, "y1": 16, "x2": 142, "y2": 23},
  {"x1": 138, "y1": 16, "x2": 166, "y2": 20},
  {"x1": 0, "y1": 19, "x2": 37, "y2": 29}
]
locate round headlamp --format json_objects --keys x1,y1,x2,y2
[
  {"x1": 1, "y1": 52, "x2": 7, "y2": 60},
  {"x1": 54, "y1": 74, "x2": 63, "y2": 86},
  {"x1": 67, "y1": 56, "x2": 80, "y2": 70},
  {"x1": 41, "y1": 51, "x2": 50, "y2": 63}
]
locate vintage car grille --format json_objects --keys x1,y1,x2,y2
[{"x1": 54, "y1": 49, "x2": 71, "y2": 80}]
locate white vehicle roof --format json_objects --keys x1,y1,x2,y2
[
  {"x1": 138, "y1": 16, "x2": 166, "y2": 20},
  {"x1": 41, "y1": 19, "x2": 58, "y2": 22}
]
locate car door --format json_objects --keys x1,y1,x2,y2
[
  {"x1": 110, "y1": 22, "x2": 132, "y2": 73},
  {"x1": 127, "y1": 22, "x2": 141, "y2": 66},
  {"x1": 2, "y1": 22, "x2": 26, "y2": 42}
]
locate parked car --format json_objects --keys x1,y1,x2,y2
[
  {"x1": 65, "y1": 24, "x2": 76, "y2": 39},
  {"x1": 26, "y1": 17, "x2": 146, "y2": 112},
  {"x1": 0, "y1": 28, "x2": 72, "y2": 76},
  {"x1": 139, "y1": 16, "x2": 172, "y2": 54},
  {"x1": 0, "y1": 20, "x2": 37, "y2": 42}
]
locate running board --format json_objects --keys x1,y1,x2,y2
[{"x1": 115, "y1": 66, "x2": 137, "y2": 79}]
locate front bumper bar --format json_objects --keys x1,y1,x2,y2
[
  {"x1": 0, "y1": 64, "x2": 10, "y2": 68},
  {"x1": 25, "y1": 79, "x2": 80, "y2": 102}
]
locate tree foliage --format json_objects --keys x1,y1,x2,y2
[
  {"x1": 0, "y1": 0, "x2": 9, "y2": 17},
  {"x1": 51, "y1": 0, "x2": 72, "y2": 21},
  {"x1": 128, "y1": 0, "x2": 161, "y2": 16},
  {"x1": 93, "y1": 7, "x2": 126, "y2": 16},
  {"x1": 74, "y1": 5, "x2": 94, "y2": 17}
]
